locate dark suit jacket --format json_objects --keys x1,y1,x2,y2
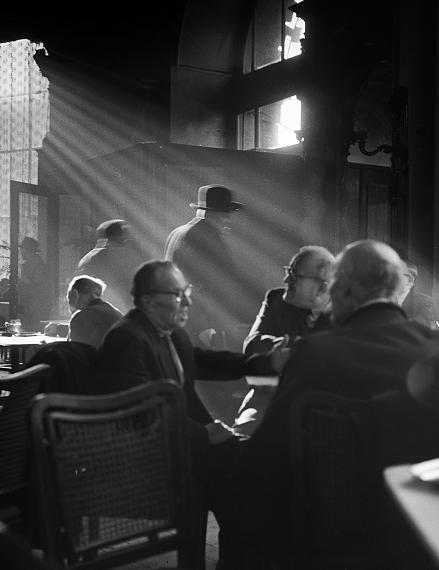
[
  {"x1": 243, "y1": 287, "x2": 332, "y2": 354},
  {"x1": 25, "y1": 340, "x2": 99, "y2": 394},
  {"x1": 164, "y1": 216, "x2": 244, "y2": 336},
  {"x1": 209, "y1": 302, "x2": 439, "y2": 545},
  {"x1": 96, "y1": 308, "x2": 275, "y2": 426},
  {"x1": 69, "y1": 298, "x2": 122, "y2": 348},
  {"x1": 250, "y1": 303, "x2": 439, "y2": 458}
]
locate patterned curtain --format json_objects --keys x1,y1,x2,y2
[{"x1": 0, "y1": 39, "x2": 50, "y2": 276}]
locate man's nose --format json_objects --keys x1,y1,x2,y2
[{"x1": 181, "y1": 294, "x2": 192, "y2": 306}]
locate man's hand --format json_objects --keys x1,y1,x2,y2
[
  {"x1": 44, "y1": 322, "x2": 58, "y2": 337},
  {"x1": 198, "y1": 328, "x2": 217, "y2": 348},
  {"x1": 205, "y1": 419, "x2": 240, "y2": 445},
  {"x1": 268, "y1": 335, "x2": 291, "y2": 373}
]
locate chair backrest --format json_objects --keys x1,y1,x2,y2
[
  {"x1": 0, "y1": 363, "x2": 51, "y2": 501},
  {"x1": 25, "y1": 341, "x2": 98, "y2": 394},
  {"x1": 289, "y1": 390, "x2": 382, "y2": 567},
  {"x1": 30, "y1": 380, "x2": 194, "y2": 569}
]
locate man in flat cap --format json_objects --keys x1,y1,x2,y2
[
  {"x1": 164, "y1": 185, "x2": 244, "y2": 349},
  {"x1": 76, "y1": 219, "x2": 143, "y2": 314}
]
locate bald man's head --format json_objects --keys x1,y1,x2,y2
[{"x1": 330, "y1": 240, "x2": 404, "y2": 325}]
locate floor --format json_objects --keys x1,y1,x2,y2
[{"x1": 119, "y1": 512, "x2": 219, "y2": 569}]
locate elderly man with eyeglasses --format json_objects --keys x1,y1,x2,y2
[
  {"x1": 97, "y1": 259, "x2": 287, "y2": 445},
  {"x1": 234, "y1": 245, "x2": 335, "y2": 435},
  {"x1": 243, "y1": 245, "x2": 336, "y2": 355},
  {"x1": 96, "y1": 259, "x2": 289, "y2": 568}
]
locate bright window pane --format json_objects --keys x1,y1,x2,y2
[
  {"x1": 254, "y1": 0, "x2": 281, "y2": 70},
  {"x1": 284, "y1": 0, "x2": 305, "y2": 60},
  {"x1": 259, "y1": 96, "x2": 301, "y2": 149},
  {"x1": 242, "y1": 110, "x2": 255, "y2": 150}
]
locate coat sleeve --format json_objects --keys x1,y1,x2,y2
[
  {"x1": 193, "y1": 346, "x2": 276, "y2": 381},
  {"x1": 243, "y1": 290, "x2": 280, "y2": 355}
]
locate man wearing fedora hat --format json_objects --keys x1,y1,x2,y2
[{"x1": 164, "y1": 184, "x2": 244, "y2": 349}]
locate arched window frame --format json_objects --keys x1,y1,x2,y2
[{"x1": 237, "y1": 0, "x2": 305, "y2": 151}]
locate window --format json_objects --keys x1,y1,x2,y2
[
  {"x1": 239, "y1": 0, "x2": 304, "y2": 151},
  {"x1": 0, "y1": 39, "x2": 49, "y2": 276},
  {"x1": 244, "y1": 0, "x2": 305, "y2": 73},
  {"x1": 240, "y1": 96, "x2": 302, "y2": 150}
]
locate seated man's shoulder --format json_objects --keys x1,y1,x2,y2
[
  {"x1": 99, "y1": 318, "x2": 141, "y2": 353},
  {"x1": 93, "y1": 300, "x2": 123, "y2": 317},
  {"x1": 265, "y1": 287, "x2": 285, "y2": 303}
]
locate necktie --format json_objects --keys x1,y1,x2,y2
[{"x1": 163, "y1": 333, "x2": 185, "y2": 386}]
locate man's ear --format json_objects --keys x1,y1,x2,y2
[
  {"x1": 139, "y1": 294, "x2": 154, "y2": 313},
  {"x1": 69, "y1": 289, "x2": 79, "y2": 307}
]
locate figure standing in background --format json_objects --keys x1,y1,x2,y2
[
  {"x1": 17, "y1": 236, "x2": 51, "y2": 331},
  {"x1": 164, "y1": 184, "x2": 244, "y2": 348},
  {"x1": 0, "y1": 277, "x2": 9, "y2": 301},
  {"x1": 396, "y1": 260, "x2": 438, "y2": 329},
  {"x1": 76, "y1": 219, "x2": 144, "y2": 315}
]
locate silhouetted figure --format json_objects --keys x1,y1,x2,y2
[
  {"x1": 396, "y1": 260, "x2": 438, "y2": 329},
  {"x1": 17, "y1": 237, "x2": 51, "y2": 331},
  {"x1": 0, "y1": 277, "x2": 9, "y2": 301},
  {"x1": 76, "y1": 219, "x2": 143, "y2": 314},
  {"x1": 164, "y1": 185, "x2": 243, "y2": 348}
]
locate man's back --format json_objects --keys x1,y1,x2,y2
[
  {"x1": 247, "y1": 303, "x2": 439, "y2": 466},
  {"x1": 210, "y1": 302, "x2": 439, "y2": 561},
  {"x1": 69, "y1": 298, "x2": 122, "y2": 348},
  {"x1": 165, "y1": 217, "x2": 239, "y2": 340},
  {"x1": 165, "y1": 217, "x2": 231, "y2": 288}
]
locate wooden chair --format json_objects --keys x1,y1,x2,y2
[
  {"x1": 289, "y1": 390, "x2": 389, "y2": 570},
  {"x1": 30, "y1": 380, "x2": 202, "y2": 569},
  {"x1": 0, "y1": 363, "x2": 51, "y2": 531}
]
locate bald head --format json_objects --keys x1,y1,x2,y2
[{"x1": 330, "y1": 240, "x2": 404, "y2": 324}]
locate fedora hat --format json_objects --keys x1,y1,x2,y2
[
  {"x1": 96, "y1": 219, "x2": 129, "y2": 240},
  {"x1": 19, "y1": 236, "x2": 40, "y2": 253},
  {"x1": 190, "y1": 185, "x2": 243, "y2": 212},
  {"x1": 407, "y1": 352, "x2": 439, "y2": 412}
]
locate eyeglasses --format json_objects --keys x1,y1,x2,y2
[
  {"x1": 147, "y1": 284, "x2": 193, "y2": 303},
  {"x1": 283, "y1": 266, "x2": 327, "y2": 284}
]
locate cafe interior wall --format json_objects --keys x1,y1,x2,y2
[{"x1": 4, "y1": 1, "x2": 439, "y2": 313}]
